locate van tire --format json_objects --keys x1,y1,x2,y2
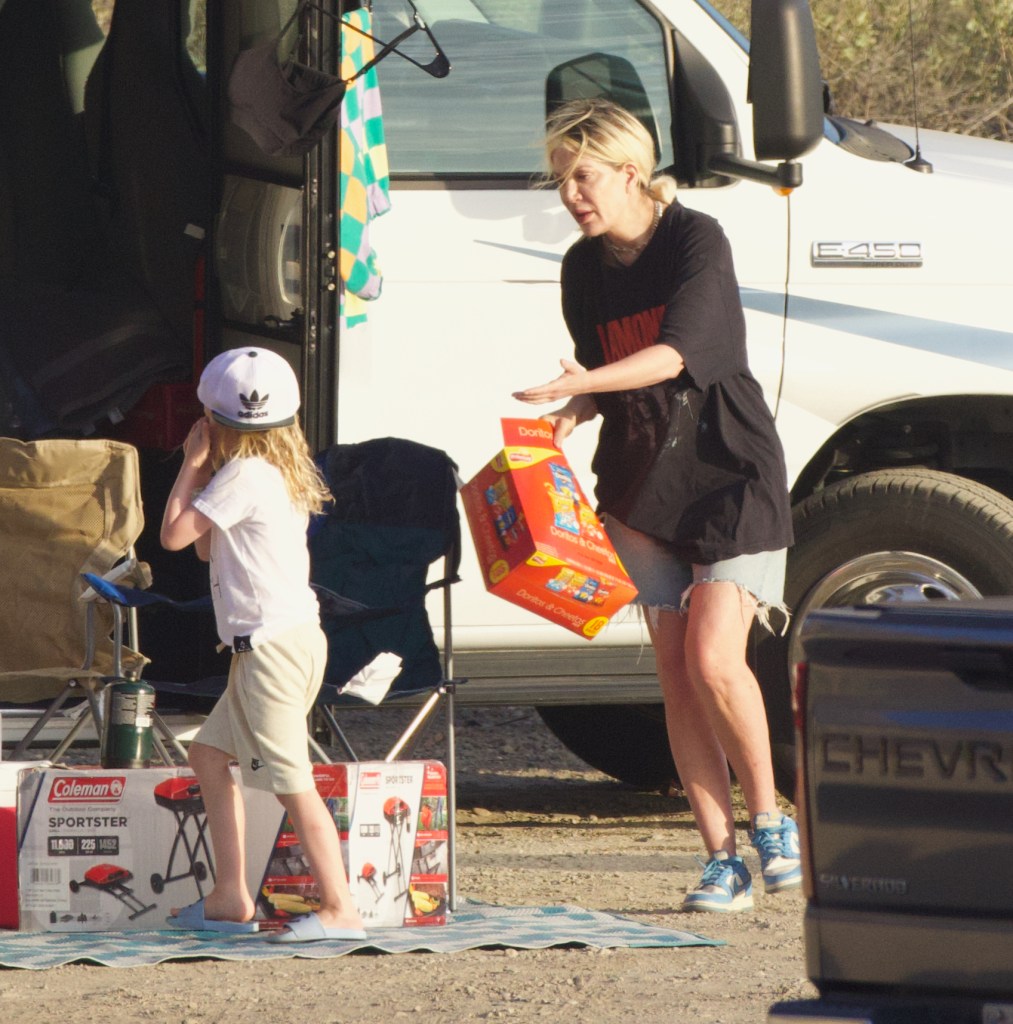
[
  {"x1": 536, "y1": 704, "x2": 680, "y2": 793},
  {"x1": 755, "y1": 467, "x2": 1013, "y2": 799}
]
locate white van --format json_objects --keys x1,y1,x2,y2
[{"x1": 3, "y1": 0, "x2": 1013, "y2": 793}]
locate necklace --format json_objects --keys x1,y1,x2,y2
[{"x1": 604, "y1": 201, "x2": 662, "y2": 263}]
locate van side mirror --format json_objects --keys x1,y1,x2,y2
[
  {"x1": 705, "y1": 0, "x2": 823, "y2": 188},
  {"x1": 748, "y1": 0, "x2": 824, "y2": 161}
]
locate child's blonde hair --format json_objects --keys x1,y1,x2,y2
[
  {"x1": 211, "y1": 417, "x2": 331, "y2": 515},
  {"x1": 545, "y1": 97, "x2": 677, "y2": 204}
]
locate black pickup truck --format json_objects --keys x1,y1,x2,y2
[{"x1": 769, "y1": 599, "x2": 1013, "y2": 1024}]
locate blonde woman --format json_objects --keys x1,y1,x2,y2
[
  {"x1": 515, "y1": 99, "x2": 798, "y2": 912},
  {"x1": 161, "y1": 347, "x2": 365, "y2": 943}
]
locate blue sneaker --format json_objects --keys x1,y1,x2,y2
[
  {"x1": 749, "y1": 813, "x2": 802, "y2": 893},
  {"x1": 682, "y1": 852, "x2": 753, "y2": 913}
]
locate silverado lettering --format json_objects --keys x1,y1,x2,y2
[{"x1": 817, "y1": 873, "x2": 909, "y2": 896}]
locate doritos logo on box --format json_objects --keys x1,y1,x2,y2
[{"x1": 460, "y1": 418, "x2": 637, "y2": 639}]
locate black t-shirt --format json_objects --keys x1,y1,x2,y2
[{"x1": 561, "y1": 201, "x2": 793, "y2": 563}]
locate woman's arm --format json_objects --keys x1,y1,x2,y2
[{"x1": 160, "y1": 419, "x2": 215, "y2": 555}]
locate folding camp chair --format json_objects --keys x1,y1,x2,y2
[
  {"x1": 307, "y1": 436, "x2": 464, "y2": 909},
  {"x1": 0, "y1": 437, "x2": 183, "y2": 762}
]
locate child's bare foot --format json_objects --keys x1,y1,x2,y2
[
  {"x1": 314, "y1": 907, "x2": 365, "y2": 933},
  {"x1": 170, "y1": 891, "x2": 255, "y2": 924},
  {"x1": 167, "y1": 895, "x2": 259, "y2": 934},
  {"x1": 265, "y1": 907, "x2": 367, "y2": 944}
]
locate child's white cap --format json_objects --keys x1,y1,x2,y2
[{"x1": 197, "y1": 348, "x2": 300, "y2": 431}]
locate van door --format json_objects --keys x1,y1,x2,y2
[{"x1": 214, "y1": 0, "x2": 316, "y2": 424}]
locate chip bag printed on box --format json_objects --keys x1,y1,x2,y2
[{"x1": 460, "y1": 418, "x2": 637, "y2": 639}]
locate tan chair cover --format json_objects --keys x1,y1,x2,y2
[{"x1": 0, "y1": 437, "x2": 148, "y2": 703}]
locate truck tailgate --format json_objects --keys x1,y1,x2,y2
[{"x1": 798, "y1": 599, "x2": 1013, "y2": 996}]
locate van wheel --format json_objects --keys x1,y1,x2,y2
[
  {"x1": 754, "y1": 467, "x2": 1013, "y2": 799},
  {"x1": 536, "y1": 704, "x2": 680, "y2": 792}
]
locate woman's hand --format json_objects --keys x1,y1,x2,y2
[
  {"x1": 513, "y1": 393, "x2": 597, "y2": 448},
  {"x1": 515, "y1": 346, "x2": 685, "y2": 404},
  {"x1": 512, "y1": 359, "x2": 588, "y2": 405},
  {"x1": 541, "y1": 409, "x2": 579, "y2": 448}
]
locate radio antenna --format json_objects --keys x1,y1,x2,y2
[{"x1": 904, "y1": 0, "x2": 933, "y2": 172}]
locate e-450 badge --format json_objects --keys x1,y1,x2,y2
[{"x1": 811, "y1": 240, "x2": 923, "y2": 267}]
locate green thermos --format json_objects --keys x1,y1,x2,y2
[{"x1": 100, "y1": 678, "x2": 156, "y2": 769}]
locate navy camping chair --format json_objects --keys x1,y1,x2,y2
[
  {"x1": 309, "y1": 438, "x2": 462, "y2": 741},
  {"x1": 308, "y1": 437, "x2": 464, "y2": 909}
]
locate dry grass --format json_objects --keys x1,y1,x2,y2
[{"x1": 723, "y1": 0, "x2": 1013, "y2": 140}]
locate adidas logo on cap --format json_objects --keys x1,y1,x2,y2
[
  {"x1": 197, "y1": 348, "x2": 300, "y2": 431},
  {"x1": 238, "y1": 389, "x2": 270, "y2": 419}
]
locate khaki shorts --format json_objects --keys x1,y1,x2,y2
[{"x1": 194, "y1": 620, "x2": 327, "y2": 794}]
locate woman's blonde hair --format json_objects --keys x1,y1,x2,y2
[
  {"x1": 210, "y1": 417, "x2": 331, "y2": 515},
  {"x1": 545, "y1": 97, "x2": 677, "y2": 204}
]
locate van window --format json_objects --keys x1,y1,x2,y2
[{"x1": 373, "y1": 0, "x2": 673, "y2": 177}]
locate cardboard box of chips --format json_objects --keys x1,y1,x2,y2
[{"x1": 461, "y1": 418, "x2": 637, "y2": 639}]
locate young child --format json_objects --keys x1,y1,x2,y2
[{"x1": 162, "y1": 347, "x2": 365, "y2": 943}]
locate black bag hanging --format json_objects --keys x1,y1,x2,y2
[
  {"x1": 227, "y1": 1, "x2": 346, "y2": 158},
  {"x1": 228, "y1": 1, "x2": 450, "y2": 158}
]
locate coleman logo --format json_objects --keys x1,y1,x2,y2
[
  {"x1": 237, "y1": 389, "x2": 269, "y2": 419},
  {"x1": 360, "y1": 771, "x2": 382, "y2": 790},
  {"x1": 48, "y1": 777, "x2": 126, "y2": 803}
]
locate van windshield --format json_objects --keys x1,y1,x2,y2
[{"x1": 375, "y1": 0, "x2": 675, "y2": 176}]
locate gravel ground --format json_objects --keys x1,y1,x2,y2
[{"x1": 0, "y1": 706, "x2": 817, "y2": 1023}]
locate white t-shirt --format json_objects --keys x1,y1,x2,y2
[{"x1": 193, "y1": 457, "x2": 319, "y2": 649}]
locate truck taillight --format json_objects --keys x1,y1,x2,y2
[{"x1": 792, "y1": 661, "x2": 815, "y2": 901}]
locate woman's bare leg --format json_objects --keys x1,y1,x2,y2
[{"x1": 682, "y1": 582, "x2": 778, "y2": 821}]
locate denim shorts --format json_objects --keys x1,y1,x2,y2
[{"x1": 604, "y1": 516, "x2": 789, "y2": 635}]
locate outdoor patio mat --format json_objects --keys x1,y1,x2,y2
[{"x1": 0, "y1": 901, "x2": 720, "y2": 970}]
